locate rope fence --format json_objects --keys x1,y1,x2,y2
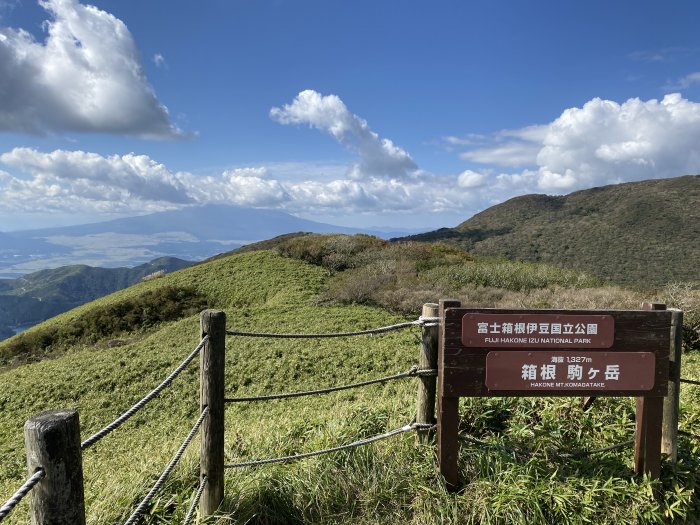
[
  {"x1": 182, "y1": 477, "x2": 207, "y2": 525},
  {"x1": 224, "y1": 366, "x2": 437, "y2": 403},
  {"x1": 123, "y1": 407, "x2": 209, "y2": 525},
  {"x1": 679, "y1": 429, "x2": 700, "y2": 441},
  {"x1": 0, "y1": 336, "x2": 208, "y2": 524},
  {"x1": 81, "y1": 336, "x2": 208, "y2": 451},
  {"x1": 2, "y1": 310, "x2": 429, "y2": 523},
  {"x1": 681, "y1": 378, "x2": 700, "y2": 386},
  {"x1": 225, "y1": 316, "x2": 438, "y2": 339},
  {"x1": 224, "y1": 423, "x2": 424, "y2": 470},
  {"x1": 0, "y1": 469, "x2": 45, "y2": 522}
]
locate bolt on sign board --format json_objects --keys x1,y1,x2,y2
[{"x1": 436, "y1": 302, "x2": 673, "y2": 490}]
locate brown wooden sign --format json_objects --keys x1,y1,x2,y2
[
  {"x1": 442, "y1": 307, "x2": 670, "y2": 398},
  {"x1": 436, "y1": 301, "x2": 673, "y2": 492},
  {"x1": 485, "y1": 351, "x2": 655, "y2": 392},
  {"x1": 462, "y1": 313, "x2": 614, "y2": 348}
]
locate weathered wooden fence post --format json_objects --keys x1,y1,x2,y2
[
  {"x1": 662, "y1": 308, "x2": 683, "y2": 462},
  {"x1": 24, "y1": 409, "x2": 86, "y2": 525},
  {"x1": 200, "y1": 310, "x2": 226, "y2": 516},
  {"x1": 416, "y1": 303, "x2": 439, "y2": 443}
]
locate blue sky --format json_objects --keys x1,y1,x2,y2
[{"x1": 1, "y1": 0, "x2": 700, "y2": 231}]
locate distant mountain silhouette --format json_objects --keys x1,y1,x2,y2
[
  {"x1": 19, "y1": 205, "x2": 365, "y2": 239},
  {"x1": 1, "y1": 205, "x2": 415, "y2": 277}
]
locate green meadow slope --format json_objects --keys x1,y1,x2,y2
[
  {"x1": 1, "y1": 245, "x2": 700, "y2": 524},
  {"x1": 0, "y1": 257, "x2": 192, "y2": 340}
]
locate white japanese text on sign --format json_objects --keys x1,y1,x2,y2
[{"x1": 485, "y1": 351, "x2": 655, "y2": 391}]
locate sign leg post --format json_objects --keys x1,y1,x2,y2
[
  {"x1": 634, "y1": 396, "x2": 663, "y2": 478},
  {"x1": 437, "y1": 299, "x2": 462, "y2": 492},
  {"x1": 662, "y1": 309, "x2": 683, "y2": 462},
  {"x1": 634, "y1": 397, "x2": 644, "y2": 474},
  {"x1": 633, "y1": 301, "x2": 666, "y2": 479},
  {"x1": 437, "y1": 396, "x2": 460, "y2": 492}
]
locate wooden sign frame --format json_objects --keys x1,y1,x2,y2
[{"x1": 437, "y1": 300, "x2": 672, "y2": 491}]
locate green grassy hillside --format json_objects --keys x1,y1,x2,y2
[
  {"x1": 1, "y1": 244, "x2": 700, "y2": 524},
  {"x1": 400, "y1": 176, "x2": 700, "y2": 288},
  {"x1": 0, "y1": 257, "x2": 192, "y2": 340}
]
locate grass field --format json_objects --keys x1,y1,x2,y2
[{"x1": 1, "y1": 246, "x2": 699, "y2": 524}]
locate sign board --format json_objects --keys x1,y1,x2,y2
[
  {"x1": 485, "y1": 351, "x2": 655, "y2": 391},
  {"x1": 436, "y1": 302, "x2": 674, "y2": 491},
  {"x1": 462, "y1": 313, "x2": 614, "y2": 348},
  {"x1": 441, "y1": 307, "x2": 671, "y2": 398}
]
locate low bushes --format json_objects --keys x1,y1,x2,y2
[
  {"x1": 276, "y1": 234, "x2": 700, "y2": 339},
  {"x1": 276, "y1": 234, "x2": 609, "y2": 315},
  {"x1": 276, "y1": 234, "x2": 388, "y2": 273}
]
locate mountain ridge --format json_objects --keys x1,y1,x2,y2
[
  {"x1": 0, "y1": 256, "x2": 193, "y2": 340},
  {"x1": 397, "y1": 175, "x2": 700, "y2": 287}
]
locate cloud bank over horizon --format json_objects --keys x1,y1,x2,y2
[
  {"x1": 1, "y1": 90, "x2": 700, "y2": 228},
  {"x1": 0, "y1": 0, "x2": 182, "y2": 137},
  {"x1": 0, "y1": 145, "x2": 479, "y2": 218}
]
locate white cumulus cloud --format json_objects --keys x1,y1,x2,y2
[
  {"x1": 0, "y1": 148, "x2": 195, "y2": 214},
  {"x1": 182, "y1": 167, "x2": 290, "y2": 208},
  {"x1": 459, "y1": 94, "x2": 700, "y2": 194},
  {"x1": 457, "y1": 170, "x2": 487, "y2": 188},
  {"x1": 0, "y1": 147, "x2": 192, "y2": 203},
  {"x1": 0, "y1": 0, "x2": 182, "y2": 137},
  {"x1": 270, "y1": 90, "x2": 419, "y2": 180}
]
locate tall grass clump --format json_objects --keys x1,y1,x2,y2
[
  {"x1": 276, "y1": 233, "x2": 388, "y2": 273},
  {"x1": 425, "y1": 258, "x2": 602, "y2": 292}
]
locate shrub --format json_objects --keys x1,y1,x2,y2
[
  {"x1": 315, "y1": 240, "x2": 472, "y2": 310},
  {"x1": 352, "y1": 241, "x2": 470, "y2": 275},
  {"x1": 321, "y1": 267, "x2": 396, "y2": 305},
  {"x1": 276, "y1": 234, "x2": 388, "y2": 273},
  {"x1": 374, "y1": 285, "x2": 452, "y2": 314},
  {"x1": 278, "y1": 233, "x2": 641, "y2": 318}
]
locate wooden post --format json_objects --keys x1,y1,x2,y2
[
  {"x1": 437, "y1": 299, "x2": 462, "y2": 492},
  {"x1": 662, "y1": 309, "x2": 683, "y2": 462},
  {"x1": 416, "y1": 303, "x2": 439, "y2": 444},
  {"x1": 200, "y1": 310, "x2": 226, "y2": 516},
  {"x1": 24, "y1": 409, "x2": 86, "y2": 525},
  {"x1": 634, "y1": 302, "x2": 665, "y2": 478}
]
